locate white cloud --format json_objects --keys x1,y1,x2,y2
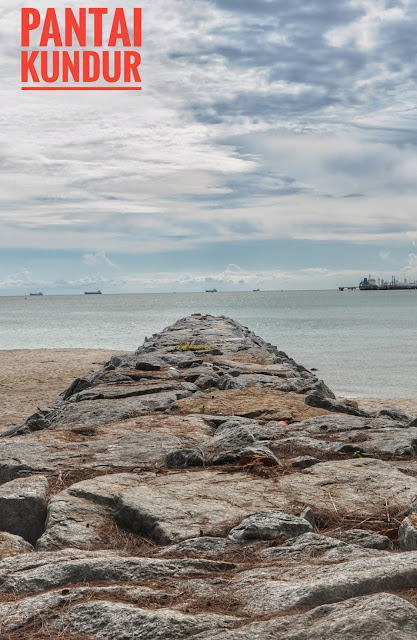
[
  {"x1": 1, "y1": 0, "x2": 417, "y2": 268},
  {"x1": 82, "y1": 251, "x2": 117, "y2": 268}
]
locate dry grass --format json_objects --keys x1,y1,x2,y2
[
  {"x1": 174, "y1": 386, "x2": 332, "y2": 422},
  {"x1": 94, "y1": 520, "x2": 159, "y2": 556}
]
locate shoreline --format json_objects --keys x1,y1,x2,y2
[{"x1": 0, "y1": 348, "x2": 416, "y2": 431}]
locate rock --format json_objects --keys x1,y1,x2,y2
[
  {"x1": 0, "y1": 549, "x2": 236, "y2": 594},
  {"x1": 196, "y1": 593, "x2": 417, "y2": 640},
  {"x1": 211, "y1": 445, "x2": 280, "y2": 466},
  {"x1": 228, "y1": 511, "x2": 312, "y2": 542},
  {"x1": 166, "y1": 449, "x2": 205, "y2": 468},
  {"x1": 331, "y1": 529, "x2": 391, "y2": 550},
  {"x1": 52, "y1": 601, "x2": 238, "y2": 640},
  {"x1": 257, "y1": 532, "x2": 383, "y2": 563},
  {"x1": 300, "y1": 507, "x2": 315, "y2": 527},
  {"x1": 280, "y1": 413, "x2": 417, "y2": 458},
  {"x1": 3, "y1": 314, "x2": 417, "y2": 637},
  {"x1": 279, "y1": 458, "x2": 417, "y2": 518},
  {"x1": 290, "y1": 456, "x2": 320, "y2": 469},
  {"x1": 376, "y1": 408, "x2": 411, "y2": 425},
  {"x1": 135, "y1": 360, "x2": 162, "y2": 371},
  {"x1": 304, "y1": 392, "x2": 371, "y2": 417},
  {"x1": 37, "y1": 474, "x2": 142, "y2": 550},
  {"x1": 36, "y1": 491, "x2": 113, "y2": 550},
  {"x1": 227, "y1": 552, "x2": 417, "y2": 616},
  {"x1": 0, "y1": 532, "x2": 33, "y2": 560},
  {"x1": 0, "y1": 475, "x2": 48, "y2": 545},
  {"x1": 158, "y1": 537, "x2": 239, "y2": 557},
  {"x1": 399, "y1": 515, "x2": 417, "y2": 550},
  {"x1": 114, "y1": 469, "x2": 294, "y2": 544}
]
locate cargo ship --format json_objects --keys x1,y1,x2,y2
[
  {"x1": 359, "y1": 275, "x2": 417, "y2": 290},
  {"x1": 84, "y1": 290, "x2": 102, "y2": 295}
]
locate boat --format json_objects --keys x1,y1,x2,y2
[
  {"x1": 84, "y1": 290, "x2": 102, "y2": 295},
  {"x1": 29, "y1": 292, "x2": 43, "y2": 296},
  {"x1": 359, "y1": 275, "x2": 417, "y2": 291},
  {"x1": 253, "y1": 288, "x2": 260, "y2": 292},
  {"x1": 205, "y1": 288, "x2": 217, "y2": 293}
]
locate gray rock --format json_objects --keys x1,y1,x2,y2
[
  {"x1": 197, "y1": 593, "x2": 417, "y2": 640},
  {"x1": 135, "y1": 360, "x2": 162, "y2": 371},
  {"x1": 304, "y1": 392, "x2": 371, "y2": 417},
  {"x1": 257, "y1": 532, "x2": 383, "y2": 563},
  {"x1": 299, "y1": 507, "x2": 315, "y2": 527},
  {"x1": 158, "y1": 537, "x2": 239, "y2": 557},
  {"x1": 331, "y1": 528, "x2": 391, "y2": 550},
  {"x1": 52, "y1": 601, "x2": 237, "y2": 640},
  {"x1": 279, "y1": 458, "x2": 417, "y2": 518},
  {"x1": 227, "y1": 552, "x2": 417, "y2": 615},
  {"x1": 0, "y1": 475, "x2": 48, "y2": 545},
  {"x1": 166, "y1": 449, "x2": 205, "y2": 468},
  {"x1": 211, "y1": 445, "x2": 280, "y2": 466},
  {"x1": 0, "y1": 549, "x2": 236, "y2": 594},
  {"x1": 195, "y1": 374, "x2": 220, "y2": 390},
  {"x1": 114, "y1": 469, "x2": 293, "y2": 544},
  {"x1": 290, "y1": 456, "x2": 320, "y2": 469},
  {"x1": 228, "y1": 511, "x2": 312, "y2": 542},
  {"x1": 0, "y1": 431, "x2": 183, "y2": 484},
  {"x1": 5, "y1": 315, "x2": 417, "y2": 637},
  {"x1": 399, "y1": 515, "x2": 417, "y2": 550},
  {"x1": 376, "y1": 407, "x2": 411, "y2": 425},
  {"x1": 0, "y1": 532, "x2": 34, "y2": 560},
  {"x1": 36, "y1": 491, "x2": 113, "y2": 550},
  {"x1": 217, "y1": 374, "x2": 244, "y2": 390}
]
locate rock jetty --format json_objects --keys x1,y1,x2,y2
[{"x1": 1, "y1": 314, "x2": 417, "y2": 638}]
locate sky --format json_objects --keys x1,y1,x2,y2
[{"x1": 1, "y1": 0, "x2": 417, "y2": 294}]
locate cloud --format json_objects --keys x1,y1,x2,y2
[
  {"x1": 378, "y1": 250, "x2": 391, "y2": 261},
  {"x1": 1, "y1": 0, "x2": 417, "y2": 283},
  {"x1": 82, "y1": 251, "x2": 117, "y2": 268}
]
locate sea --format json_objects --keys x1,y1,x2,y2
[{"x1": 1, "y1": 290, "x2": 416, "y2": 399}]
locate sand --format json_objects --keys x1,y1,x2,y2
[
  {"x1": 0, "y1": 348, "x2": 125, "y2": 432},
  {"x1": 0, "y1": 348, "x2": 416, "y2": 432}
]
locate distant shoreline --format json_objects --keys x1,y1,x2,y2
[{"x1": 0, "y1": 348, "x2": 416, "y2": 433}]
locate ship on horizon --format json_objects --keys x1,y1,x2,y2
[
  {"x1": 340, "y1": 275, "x2": 417, "y2": 291},
  {"x1": 359, "y1": 275, "x2": 417, "y2": 290},
  {"x1": 84, "y1": 290, "x2": 102, "y2": 295}
]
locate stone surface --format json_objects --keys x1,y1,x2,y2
[
  {"x1": 228, "y1": 511, "x2": 312, "y2": 542},
  {"x1": 166, "y1": 448, "x2": 205, "y2": 468},
  {"x1": 331, "y1": 528, "x2": 391, "y2": 550},
  {"x1": 52, "y1": 602, "x2": 238, "y2": 640},
  {"x1": 256, "y1": 532, "x2": 381, "y2": 563},
  {"x1": 304, "y1": 392, "x2": 371, "y2": 417},
  {"x1": 227, "y1": 552, "x2": 417, "y2": 615},
  {"x1": 2, "y1": 315, "x2": 417, "y2": 638},
  {"x1": 0, "y1": 549, "x2": 236, "y2": 594},
  {"x1": 279, "y1": 458, "x2": 417, "y2": 517},
  {"x1": 196, "y1": 593, "x2": 417, "y2": 640},
  {"x1": 0, "y1": 532, "x2": 33, "y2": 560},
  {"x1": 399, "y1": 515, "x2": 417, "y2": 550},
  {"x1": 0, "y1": 475, "x2": 48, "y2": 545},
  {"x1": 114, "y1": 470, "x2": 288, "y2": 544}
]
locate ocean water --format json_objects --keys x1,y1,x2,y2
[{"x1": 0, "y1": 290, "x2": 416, "y2": 398}]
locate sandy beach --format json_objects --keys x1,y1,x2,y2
[
  {"x1": 0, "y1": 348, "x2": 416, "y2": 432},
  {"x1": 0, "y1": 348, "x2": 125, "y2": 432}
]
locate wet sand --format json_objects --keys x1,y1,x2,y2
[{"x1": 0, "y1": 348, "x2": 416, "y2": 432}]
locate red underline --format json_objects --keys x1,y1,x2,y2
[{"x1": 21, "y1": 86, "x2": 142, "y2": 91}]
